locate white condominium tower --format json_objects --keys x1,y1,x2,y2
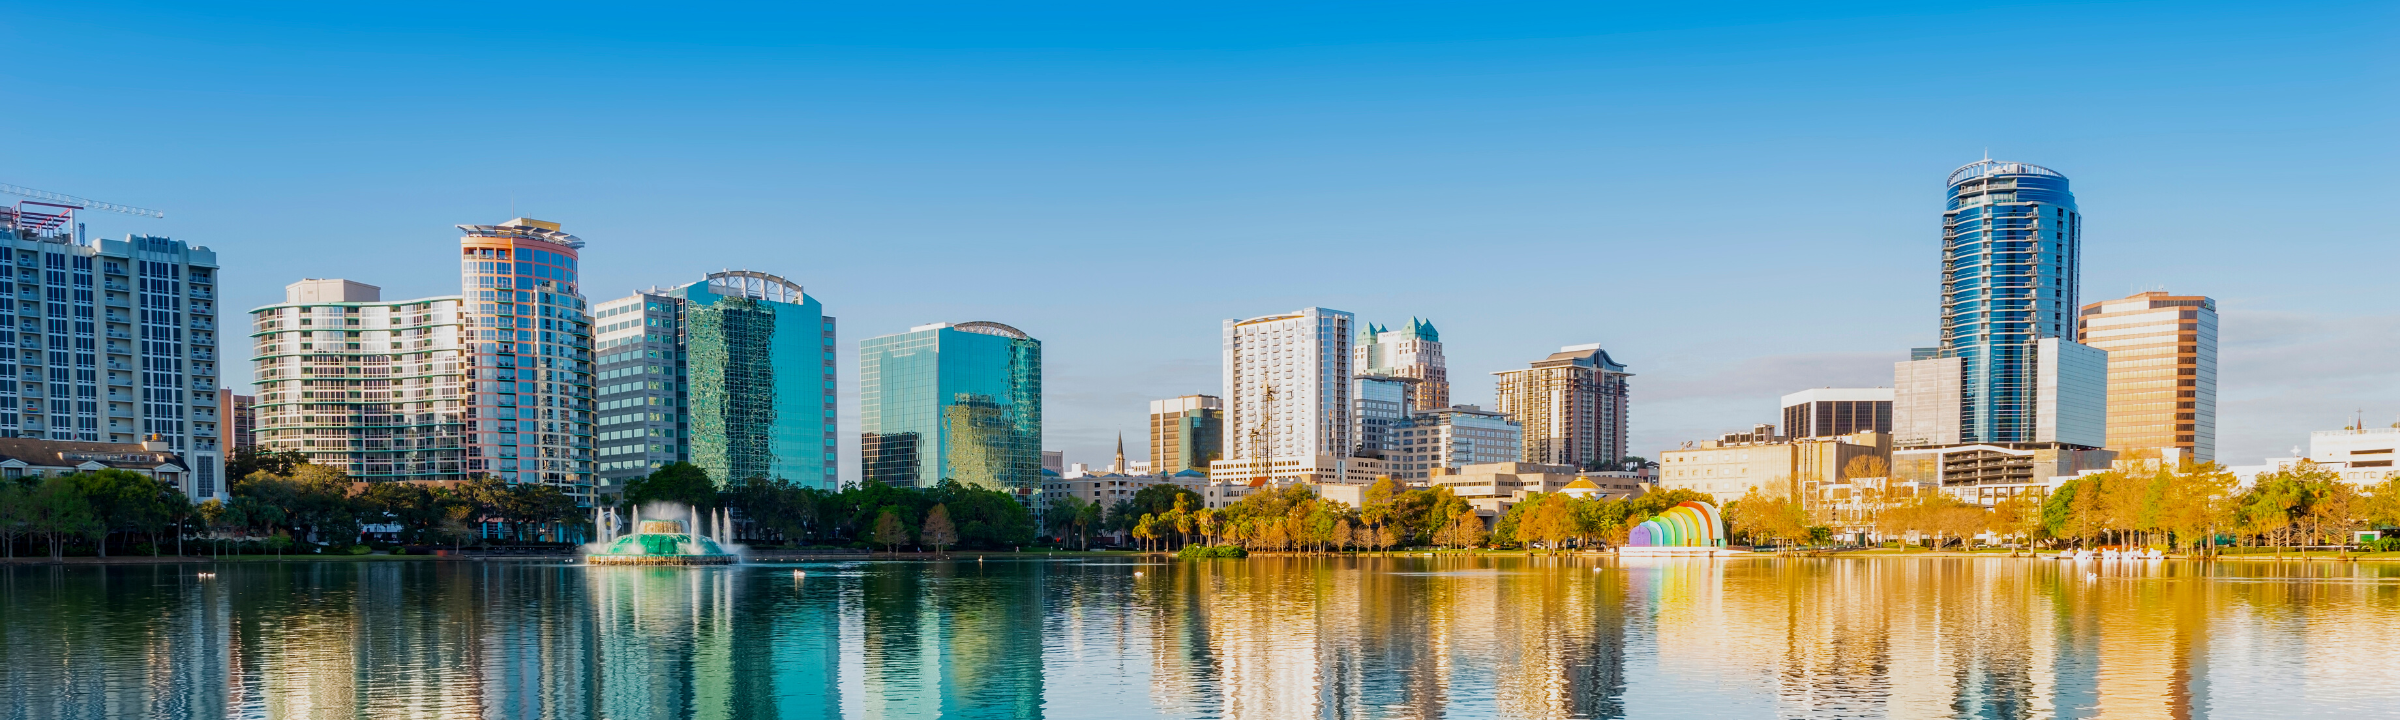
[{"x1": 1221, "y1": 308, "x2": 1354, "y2": 464}]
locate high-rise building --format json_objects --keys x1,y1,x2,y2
[
  {"x1": 674, "y1": 271, "x2": 836, "y2": 488},
  {"x1": 860, "y1": 321, "x2": 1041, "y2": 492},
  {"x1": 250, "y1": 279, "x2": 469, "y2": 483},
  {"x1": 592, "y1": 289, "x2": 685, "y2": 484},
  {"x1": 1351, "y1": 375, "x2": 1416, "y2": 459},
  {"x1": 1357, "y1": 318, "x2": 1448, "y2": 410},
  {"x1": 1780, "y1": 388, "x2": 1892, "y2": 439},
  {"x1": 1390, "y1": 405, "x2": 1522, "y2": 480},
  {"x1": 1148, "y1": 394, "x2": 1222, "y2": 475},
  {"x1": 1218, "y1": 308, "x2": 1354, "y2": 481},
  {"x1": 592, "y1": 271, "x2": 839, "y2": 488},
  {"x1": 217, "y1": 389, "x2": 255, "y2": 452},
  {"x1": 0, "y1": 209, "x2": 222, "y2": 500},
  {"x1": 2077, "y1": 291, "x2": 2218, "y2": 462},
  {"x1": 1894, "y1": 160, "x2": 2106, "y2": 448},
  {"x1": 456, "y1": 219, "x2": 595, "y2": 500},
  {"x1": 1492, "y1": 343, "x2": 1631, "y2": 469}
]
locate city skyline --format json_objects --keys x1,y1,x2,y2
[{"x1": 11, "y1": 1, "x2": 2394, "y2": 476}]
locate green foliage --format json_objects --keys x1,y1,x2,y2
[
  {"x1": 1175, "y1": 544, "x2": 1247, "y2": 559},
  {"x1": 226, "y1": 446, "x2": 308, "y2": 485},
  {"x1": 622, "y1": 462, "x2": 720, "y2": 509},
  {"x1": 707, "y1": 478, "x2": 1036, "y2": 551}
]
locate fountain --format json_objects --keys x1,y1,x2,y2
[{"x1": 586, "y1": 519, "x2": 739, "y2": 566}]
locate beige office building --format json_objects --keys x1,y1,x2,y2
[
  {"x1": 1491, "y1": 344, "x2": 1632, "y2": 469},
  {"x1": 1658, "y1": 429, "x2": 1890, "y2": 502},
  {"x1": 2076, "y1": 291, "x2": 2217, "y2": 462},
  {"x1": 1148, "y1": 394, "x2": 1223, "y2": 474}
]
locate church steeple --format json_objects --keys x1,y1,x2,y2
[{"x1": 1112, "y1": 433, "x2": 1126, "y2": 474}]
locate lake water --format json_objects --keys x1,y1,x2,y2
[{"x1": 4, "y1": 555, "x2": 2397, "y2": 719}]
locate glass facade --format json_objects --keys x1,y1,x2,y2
[
  {"x1": 2077, "y1": 292, "x2": 2218, "y2": 462},
  {"x1": 860, "y1": 322, "x2": 1040, "y2": 491},
  {"x1": 674, "y1": 272, "x2": 837, "y2": 489},
  {"x1": 1351, "y1": 375, "x2": 1413, "y2": 458},
  {"x1": 592, "y1": 291, "x2": 685, "y2": 485},
  {"x1": 1390, "y1": 406, "x2": 1521, "y2": 479},
  {"x1": 456, "y1": 219, "x2": 594, "y2": 501},
  {"x1": 1937, "y1": 161, "x2": 2082, "y2": 444}
]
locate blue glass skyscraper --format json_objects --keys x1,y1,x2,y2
[
  {"x1": 860, "y1": 322, "x2": 1041, "y2": 490},
  {"x1": 1933, "y1": 159, "x2": 2090, "y2": 444}
]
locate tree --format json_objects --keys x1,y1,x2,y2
[
  {"x1": 920, "y1": 504, "x2": 959, "y2": 556},
  {"x1": 26, "y1": 476, "x2": 98, "y2": 561},
  {"x1": 226, "y1": 446, "x2": 307, "y2": 484},
  {"x1": 623, "y1": 462, "x2": 720, "y2": 510},
  {"x1": 872, "y1": 508, "x2": 911, "y2": 554},
  {"x1": 0, "y1": 481, "x2": 26, "y2": 559},
  {"x1": 73, "y1": 469, "x2": 179, "y2": 557}
]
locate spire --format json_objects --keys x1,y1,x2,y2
[{"x1": 1112, "y1": 433, "x2": 1126, "y2": 474}]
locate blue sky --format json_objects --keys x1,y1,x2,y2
[{"x1": 6, "y1": 1, "x2": 2394, "y2": 475}]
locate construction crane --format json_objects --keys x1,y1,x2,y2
[{"x1": 0, "y1": 182, "x2": 165, "y2": 234}]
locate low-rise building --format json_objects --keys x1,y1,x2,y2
[
  {"x1": 1389, "y1": 406, "x2": 1521, "y2": 480},
  {"x1": 0, "y1": 436, "x2": 187, "y2": 485},
  {"x1": 1659, "y1": 428, "x2": 1891, "y2": 502}
]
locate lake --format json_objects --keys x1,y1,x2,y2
[{"x1": 3, "y1": 555, "x2": 2396, "y2": 719}]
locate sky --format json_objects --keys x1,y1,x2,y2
[{"x1": 4, "y1": 1, "x2": 2395, "y2": 478}]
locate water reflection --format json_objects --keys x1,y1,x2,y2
[{"x1": 3, "y1": 557, "x2": 2398, "y2": 719}]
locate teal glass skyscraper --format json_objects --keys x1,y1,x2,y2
[
  {"x1": 1936, "y1": 159, "x2": 2085, "y2": 443},
  {"x1": 860, "y1": 322, "x2": 1041, "y2": 491},
  {"x1": 592, "y1": 270, "x2": 838, "y2": 489}
]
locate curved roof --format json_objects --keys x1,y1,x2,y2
[
  {"x1": 702, "y1": 269, "x2": 806, "y2": 304},
  {"x1": 952, "y1": 321, "x2": 1031, "y2": 340},
  {"x1": 1562, "y1": 478, "x2": 1600, "y2": 490},
  {"x1": 457, "y1": 220, "x2": 584, "y2": 249},
  {"x1": 1947, "y1": 159, "x2": 2066, "y2": 187}
]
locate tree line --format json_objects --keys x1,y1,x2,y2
[
  {"x1": 1721, "y1": 459, "x2": 2400, "y2": 552},
  {"x1": 625, "y1": 463, "x2": 1038, "y2": 551},
  {"x1": 1034, "y1": 477, "x2": 1717, "y2": 554}
]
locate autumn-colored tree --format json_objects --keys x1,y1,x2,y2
[{"x1": 920, "y1": 504, "x2": 959, "y2": 556}]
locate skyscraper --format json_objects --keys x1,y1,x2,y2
[
  {"x1": 1357, "y1": 318, "x2": 1448, "y2": 410},
  {"x1": 456, "y1": 218, "x2": 595, "y2": 499},
  {"x1": 0, "y1": 211, "x2": 223, "y2": 500},
  {"x1": 591, "y1": 289, "x2": 685, "y2": 484},
  {"x1": 1351, "y1": 374, "x2": 1416, "y2": 459},
  {"x1": 2077, "y1": 291, "x2": 2218, "y2": 462},
  {"x1": 1148, "y1": 394, "x2": 1222, "y2": 475},
  {"x1": 593, "y1": 271, "x2": 839, "y2": 488},
  {"x1": 1492, "y1": 344, "x2": 1631, "y2": 469},
  {"x1": 860, "y1": 321, "x2": 1041, "y2": 492},
  {"x1": 1894, "y1": 160, "x2": 2106, "y2": 448},
  {"x1": 251, "y1": 279, "x2": 469, "y2": 483},
  {"x1": 1221, "y1": 308, "x2": 1353, "y2": 473},
  {"x1": 678, "y1": 271, "x2": 836, "y2": 487}
]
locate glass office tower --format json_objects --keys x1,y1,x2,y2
[
  {"x1": 592, "y1": 271, "x2": 838, "y2": 489},
  {"x1": 456, "y1": 218, "x2": 594, "y2": 501},
  {"x1": 860, "y1": 322, "x2": 1041, "y2": 491},
  {"x1": 673, "y1": 271, "x2": 837, "y2": 488},
  {"x1": 1936, "y1": 160, "x2": 2083, "y2": 444}
]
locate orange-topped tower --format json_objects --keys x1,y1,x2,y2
[{"x1": 457, "y1": 218, "x2": 595, "y2": 500}]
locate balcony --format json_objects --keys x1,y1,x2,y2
[
  {"x1": 104, "y1": 297, "x2": 128, "y2": 308},
  {"x1": 190, "y1": 288, "x2": 214, "y2": 300},
  {"x1": 104, "y1": 282, "x2": 130, "y2": 292}
]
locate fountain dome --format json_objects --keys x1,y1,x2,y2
[{"x1": 587, "y1": 520, "x2": 738, "y2": 566}]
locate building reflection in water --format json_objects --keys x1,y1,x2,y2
[{"x1": 3, "y1": 557, "x2": 2400, "y2": 718}]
